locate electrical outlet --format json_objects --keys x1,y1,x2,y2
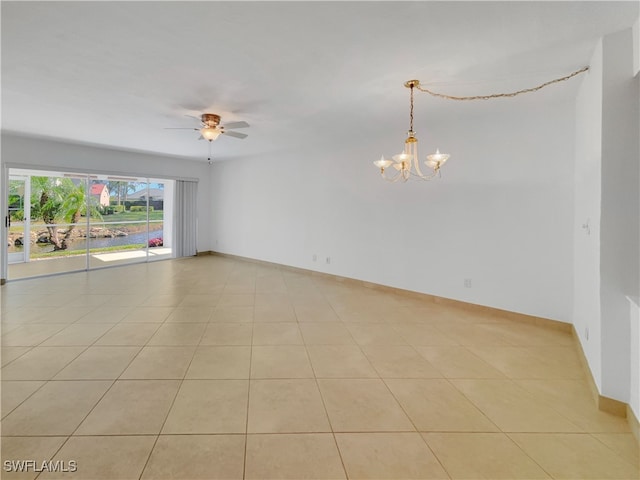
[
  {"x1": 312, "y1": 254, "x2": 317, "y2": 262},
  {"x1": 326, "y1": 257, "x2": 331, "y2": 264},
  {"x1": 464, "y1": 278, "x2": 472, "y2": 288}
]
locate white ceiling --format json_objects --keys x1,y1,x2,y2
[{"x1": 2, "y1": 1, "x2": 638, "y2": 163}]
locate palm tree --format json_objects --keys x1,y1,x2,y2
[
  {"x1": 30, "y1": 177, "x2": 103, "y2": 250},
  {"x1": 30, "y1": 176, "x2": 64, "y2": 249},
  {"x1": 59, "y1": 182, "x2": 102, "y2": 250}
]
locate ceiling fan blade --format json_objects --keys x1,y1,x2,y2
[
  {"x1": 197, "y1": 135, "x2": 205, "y2": 140},
  {"x1": 223, "y1": 121, "x2": 250, "y2": 129},
  {"x1": 164, "y1": 127, "x2": 200, "y2": 130},
  {"x1": 184, "y1": 114, "x2": 202, "y2": 121},
  {"x1": 223, "y1": 130, "x2": 248, "y2": 139}
]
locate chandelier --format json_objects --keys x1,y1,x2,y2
[
  {"x1": 374, "y1": 66, "x2": 590, "y2": 183},
  {"x1": 374, "y1": 80, "x2": 449, "y2": 182}
]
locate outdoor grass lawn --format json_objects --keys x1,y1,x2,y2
[
  {"x1": 30, "y1": 243, "x2": 147, "y2": 259},
  {"x1": 99, "y1": 210, "x2": 164, "y2": 222}
]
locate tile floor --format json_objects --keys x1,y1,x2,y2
[{"x1": 1, "y1": 255, "x2": 638, "y2": 479}]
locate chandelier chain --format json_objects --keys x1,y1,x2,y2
[
  {"x1": 409, "y1": 84, "x2": 414, "y2": 131},
  {"x1": 415, "y1": 66, "x2": 589, "y2": 101}
]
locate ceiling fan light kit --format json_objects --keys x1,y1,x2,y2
[
  {"x1": 376, "y1": 66, "x2": 589, "y2": 183},
  {"x1": 166, "y1": 112, "x2": 250, "y2": 163}
]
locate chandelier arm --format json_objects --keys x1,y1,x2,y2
[
  {"x1": 381, "y1": 169, "x2": 404, "y2": 183},
  {"x1": 409, "y1": 169, "x2": 439, "y2": 181},
  {"x1": 414, "y1": 66, "x2": 589, "y2": 101}
]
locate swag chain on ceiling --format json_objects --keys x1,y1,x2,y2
[{"x1": 414, "y1": 66, "x2": 590, "y2": 101}]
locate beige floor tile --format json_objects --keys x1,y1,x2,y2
[
  {"x1": 1, "y1": 436, "x2": 68, "y2": 480},
  {"x1": 39, "y1": 323, "x2": 113, "y2": 346},
  {"x1": 592, "y1": 433, "x2": 640, "y2": 467},
  {"x1": 74, "y1": 306, "x2": 133, "y2": 323},
  {"x1": 336, "y1": 432, "x2": 449, "y2": 479},
  {"x1": 245, "y1": 433, "x2": 346, "y2": 479},
  {"x1": 362, "y1": 345, "x2": 442, "y2": 378},
  {"x1": 141, "y1": 294, "x2": 184, "y2": 307},
  {"x1": 307, "y1": 345, "x2": 378, "y2": 378},
  {"x1": 75, "y1": 379, "x2": 180, "y2": 435},
  {"x1": 254, "y1": 293, "x2": 291, "y2": 308},
  {"x1": 93, "y1": 322, "x2": 160, "y2": 345},
  {"x1": 318, "y1": 378, "x2": 415, "y2": 432},
  {"x1": 452, "y1": 379, "x2": 583, "y2": 432},
  {"x1": 120, "y1": 346, "x2": 195, "y2": 379},
  {"x1": 54, "y1": 346, "x2": 140, "y2": 380},
  {"x1": 102, "y1": 294, "x2": 147, "y2": 307},
  {"x1": 345, "y1": 323, "x2": 408, "y2": 345},
  {"x1": 248, "y1": 379, "x2": 331, "y2": 433},
  {"x1": 2, "y1": 380, "x2": 112, "y2": 435},
  {"x1": 252, "y1": 322, "x2": 303, "y2": 345},
  {"x1": 147, "y1": 323, "x2": 206, "y2": 345},
  {"x1": 1, "y1": 346, "x2": 86, "y2": 380},
  {"x1": 120, "y1": 306, "x2": 174, "y2": 323},
  {"x1": 515, "y1": 379, "x2": 631, "y2": 432},
  {"x1": 218, "y1": 293, "x2": 255, "y2": 307},
  {"x1": 38, "y1": 435, "x2": 156, "y2": 479},
  {"x1": 299, "y1": 322, "x2": 356, "y2": 345},
  {"x1": 469, "y1": 345, "x2": 583, "y2": 379},
  {"x1": 0, "y1": 323, "x2": 24, "y2": 335},
  {"x1": 141, "y1": 435, "x2": 245, "y2": 479},
  {"x1": 210, "y1": 306, "x2": 254, "y2": 322},
  {"x1": 165, "y1": 306, "x2": 214, "y2": 322},
  {"x1": 186, "y1": 346, "x2": 251, "y2": 379},
  {"x1": 224, "y1": 283, "x2": 256, "y2": 294},
  {"x1": 1, "y1": 306, "x2": 52, "y2": 324},
  {"x1": 509, "y1": 433, "x2": 639, "y2": 479},
  {"x1": 178, "y1": 294, "x2": 221, "y2": 307},
  {"x1": 42, "y1": 306, "x2": 96, "y2": 324},
  {"x1": 66, "y1": 294, "x2": 113, "y2": 307},
  {"x1": 478, "y1": 322, "x2": 574, "y2": 346},
  {"x1": 424, "y1": 432, "x2": 550, "y2": 479},
  {"x1": 254, "y1": 305, "x2": 297, "y2": 322},
  {"x1": 1, "y1": 324, "x2": 68, "y2": 347},
  {"x1": 1, "y1": 346, "x2": 32, "y2": 366},
  {"x1": 416, "y1": 346, "x2": 506, "y2": 378},
  {"x1": 392, "y1": 323, "x2": 459, "y2": 346},
  {"x1": 1, "y1": 380, "x2": 45, "y2": 418},
  {"x1": 386, "y1": 379, "x2": 499, "y2": 432},
  {"x1": 251, "y1": 345, "x2": 314, "y2": 378},
  {"x1": 162, "y1": 379, "x2": 248, "y2": 433},
  {"x1": 433, "y1": 323, "x2": 515, "y2": 346},
  {"x1": 200, "y1": 323, "x2": 253, "y2": 345},
  {"x1": 294, "y1": 305, "x2": 341, "y2": 322}
]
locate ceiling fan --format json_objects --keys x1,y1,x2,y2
[{"x1": 166, "y1": 113, "x2": 249, "y2": 142}]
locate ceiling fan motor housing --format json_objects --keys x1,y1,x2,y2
[{"x1": 201, "y1": 113, "x2": 221, "y2": 128}]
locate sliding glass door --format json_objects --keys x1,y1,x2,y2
[{"x1": 6, "y1": 168, "x2": 174, "y2": 280}]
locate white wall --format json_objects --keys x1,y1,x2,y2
[
  {"x1": 573, "y1": 25, "x2": 640, "y2": 405},
  {"x1": 211, "y1": 96, "x2": 575, "y2": 322},
  {"x1": 629, "y1": 296, "x2": 640, "y2": 421},
  {"x1": 600, "y1": 28, "x2": 640, "y2": 402},
  {"x1": 573, "y1": 40, "x2": 604, "y2": 390},
  {"x1": 0, "y1": 133, "x2": 212, "y2": 274}
]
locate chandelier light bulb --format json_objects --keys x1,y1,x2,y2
[
  {"x1": 425, "y1": 148, "x2": 450, "y2": 169},
  {"x1": 373, "y1": 156, "x2": 393, "y2": 170}
]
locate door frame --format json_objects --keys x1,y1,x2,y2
[{"x1": 7, "y1": 175, "x2": 31, "y2": 264}]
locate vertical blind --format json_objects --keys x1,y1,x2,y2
[{"x1": 175, "y1": 180, "x2": 198, "y2": 257}]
